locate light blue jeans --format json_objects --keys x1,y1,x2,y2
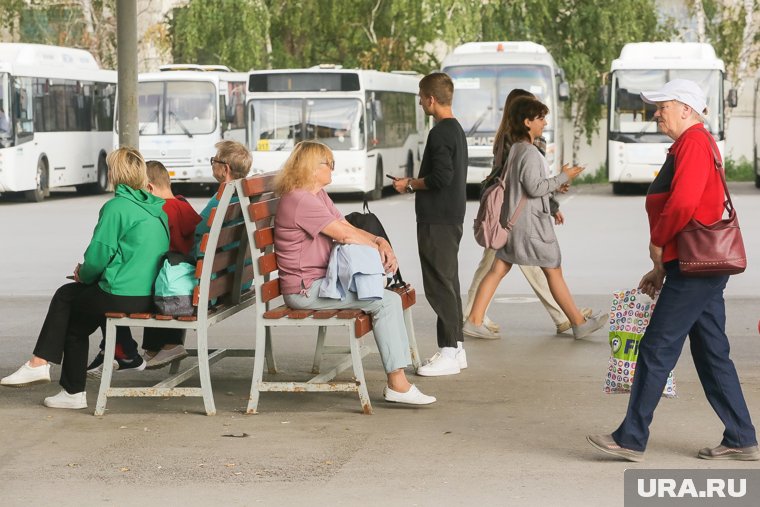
[{"x1": 283, "y1": 279, "x2": 412, "y2": 373}]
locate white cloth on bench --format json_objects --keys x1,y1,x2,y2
[{"x1": 319, "y1": 244, "x2": 385, "y2": 301}]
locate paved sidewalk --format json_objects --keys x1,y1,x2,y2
[{"x1": 1, "y1": 294, "x2": 759, "y2": 506}]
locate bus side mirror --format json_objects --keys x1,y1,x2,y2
[
  {"x1": 597, "y1": 85, "x2": 608, "y2": 105},
  {"x1": 558, "y1": 82, "x2": 570, "y2": 102},
  {"x1": 727, "y1": 88, "x2": 738, "y2": 108}
]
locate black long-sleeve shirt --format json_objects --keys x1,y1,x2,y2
[{"x1": 415, "y1": 118, "x2": 468, "y2": 224}]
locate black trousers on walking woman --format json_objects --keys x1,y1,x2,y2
[{"x1": 32, "y1": 282, "x2": 152, "y2": 394}]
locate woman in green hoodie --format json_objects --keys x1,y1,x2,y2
[{"x1": 0, "y1": 147, "x2": 169, "y2": 409}]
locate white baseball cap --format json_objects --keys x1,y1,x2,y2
[{"x1": 640, "y1": 79, "x2": 707, "y2": 115}]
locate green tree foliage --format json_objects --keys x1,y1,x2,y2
[
  {"x1": 477, "y1": 0, "x2": 667, "y2": 159},
  {"x1": 170, "y1": 0, "x2": 270, "y2": 71}
]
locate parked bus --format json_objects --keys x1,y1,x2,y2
[
  {"x1": 246, "y1": 67, "x2": 426, "y2": 199},
  {"x1": 120, "y1": 64, "x2": 247, "y2": 183},
  {"x1": 441, "y1": 41, "x2": 570, "y2": 185},
  {"x1": 0, "y1": 43, "x2": 116, "y2": 202},
  {"x1": 603, "y1": 42, "x2": 733, "y2": 194}
]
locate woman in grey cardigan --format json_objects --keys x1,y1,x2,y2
[{"x1": 464, "y1": 97, "x2": 607, "y2": 340}]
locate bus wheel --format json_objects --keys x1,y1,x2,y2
[
  {"x1": 25, "y1": 159, "x2": 48, "y2": 203},
  {"x1": 94, "y1": 155, "x2": 109, "y2": 193},
  {"x1": 755, "y1": 172, "x2": 760, "y2": 189},
  {"x1": 366, "y1": 159, "x2": 383, "y2": 201},
  {"x1": 405, "y1": 152, "x2": 414, "y2": 178},
  {"x1": 76, "y1": 155, "x2": 109, "y2": 194},
  {"x1": 611, "y1": 182, "x2": 628, "y2": 195}
]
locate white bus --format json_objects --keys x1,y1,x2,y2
[
  {"x1": 246, "y1": 67, "x2": 426, "y2": 199},
  {"x1": 603, "y1": 42, "x2": 733, "y2": 194},
  {"x1": 0, "y1": 43, "x2": 116, "y2": 202},
  {"x1": 121, "y1": 65, "x2": 248, "y2": 183},
  {"x1": 441, "y1": 41, "x2": 570, "y2": 184}
]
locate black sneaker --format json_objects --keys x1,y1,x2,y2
[
  {"x1": 86, "y1": 352, "x2": 114, "y2": 379},
  {"x1": 115, "y1": 354, "x2": 146, "y2": 372}
]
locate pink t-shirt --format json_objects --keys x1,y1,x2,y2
[{"x1": 275, "y1": 189, "x2": 343, "y2": 294}]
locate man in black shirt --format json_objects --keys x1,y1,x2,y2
[{"x1": 393, "y1": 72, "x2": 468, "y2": 376}]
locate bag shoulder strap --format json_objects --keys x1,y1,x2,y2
[{"x1": 694, "y1": 128, "x2": 734, "y2": 212}]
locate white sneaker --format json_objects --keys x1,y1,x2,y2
[
  {"x1": 43, "y1": 389, "x2": 87, "y2": 409},
  {"x1": 417, "y1": 352, "x2": 461, "y2": 377},
  {"x1": 383, "y1": 384, "x2": 436, "y2": 405},
  {"x1": 457, "y1": 348, "x2": 468, "y2": 369},
  {"x1": 1, "y1": 361, "x2": 51, "y2": 387}
]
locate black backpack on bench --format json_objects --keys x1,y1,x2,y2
[{"x1": 344, "y1": 200, "x2": 406, "y2": 289}]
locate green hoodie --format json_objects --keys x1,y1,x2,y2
[{"x1": 78, "y1": 184, "x2": 169, "y2": 296}]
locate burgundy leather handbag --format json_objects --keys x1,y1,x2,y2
[{"x1": 676, "y1": 130, "x2": 746, "y2": 277}]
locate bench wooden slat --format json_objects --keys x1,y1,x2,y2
[
  {"x1": 154, "y1": 314, "x2": 175, "y2": 321},
  {"x1": 241, "y1": 173, "x2": 277, "y2": 197},
  {"x1": 253, "y1": 227, "x2": 274, "y2": 249},
  {"x1": 336, "y1": 309, "x2": 364, "y2": 319},
  {"x1": 128, "y1": 313, "x2": 152, "y2": 319},
  {"x1": 194, "y1": 249, "x2": 252, "y2": 279},
  {"x1": 105, "y1": 312, "x2": 127, "y2": 318},
  {"x1": 249, "y1": 197, "x2": 279, "y2": 221},
  {"x1": 258, "y1": 253, "x2": 278, "y2": 276},
  {"x1": 192, "y1": 264, "x2": 254, "y2": 306},
  {"x1": 287, "y1": 309, "x2": 314, "y2": 319},
  {"x1": 199, "y1": 222, "x2": 246, "y2": 254},
  {"x1": 312, "y1": 310, "x2": 339, "y2": 319},
  {"x1": 263, "y1": 305, "x2": 290, "y2": 319},
  {"x1": 260, "y1": 279, "x2": 281, "y2": 303},
  {"x1": 355, "y1": 314, "x2": 372, "y2": 338}
]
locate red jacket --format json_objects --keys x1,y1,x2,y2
[
  {"x1": 645, "y1": 123, "x2": 725, "y2": 263},
  {"x1": 163, "y1": 196, "x2": 202, "y2": 255}
]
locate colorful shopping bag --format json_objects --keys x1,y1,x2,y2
[{"x1": 603, "y1": 288, "x2": 676, "y2": 397}]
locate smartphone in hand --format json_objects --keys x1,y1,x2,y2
[
  {"x1": 66, "y1": 275, "x2": 76, "y2": 280},
  {"x1": 386, "y1": 174, "x2": 398, "y2": 181}
]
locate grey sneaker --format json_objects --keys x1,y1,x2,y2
[
  {"x1": 556, "y1": 307, "x2": 593, "y2": 334},
  {"x1": 698, "y1": 444, "x2": 760, "y2": 461},
  {"x1": 572, "y1": 312, "x2": 607, "y2": 340},
  {"x1": 463, "y1": 320, "x2": 501, "y2": 340},
  {"x1": 146, "y1": 345, "x2": 188, "y2": 370},
  {"x1": 586, "y1": 434, "x2": 644, "y2": 462}
]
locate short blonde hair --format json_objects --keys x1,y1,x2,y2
[
  {"x1": 215, "y1": 140, "x2": 252, "y2": 179},
  {"x1": 146, "y1": 160, "x2": 171, "y2": 189},
  {"x1": 107, "y1": 147, "x2": 148, "y2": 190},
  {"x1": 275, "y1": 141, "x2": 332, "y2": 195}
]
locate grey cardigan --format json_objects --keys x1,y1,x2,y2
[{"x1": 496, "y1": 140, "x2": 570, "y2": 268}]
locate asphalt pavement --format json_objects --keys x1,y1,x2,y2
[{"x1": 1, "y1": 182, "x2": 759, "y2": 506}]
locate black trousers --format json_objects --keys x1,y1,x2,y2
[
  {"x1": 417, "y1": 223, "x2": 463, "y2": 348},
  {"x1": 33, "y1": 283, "x2": 152, "y2": 394},
  {"x1": 97, "y1": 327, "x2": 185, "y2": 354}
]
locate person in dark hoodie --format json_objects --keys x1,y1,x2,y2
[{"x1": 0, "y1": 147, "x2": 169, "y2": 410}]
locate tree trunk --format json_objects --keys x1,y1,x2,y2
[{"x1": 694, "y1": 0, "x2": 706, "y2": 42}]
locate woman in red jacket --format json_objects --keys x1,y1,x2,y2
[{"x1": 587, "y1": 79, "x2": 758, "y2": 462}]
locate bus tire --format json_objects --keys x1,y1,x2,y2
[
  {"x1": 25, "y1": 159, "x2": 48, "y2": 203},
  {"x1": 76, "y1": 154, "x2": 110, "y2": 194},
  {"x1": 755, "y1": 172, "x2": 760, "y2": 189},
  {"x1": 611, "y1": 182, "x2": 628, "y2": 195},
  {"x1": 405, "y1": 152, "x2": 414, "y2": 178},
  {"x1": 366, "y1": 159, "x2": 383, "y2": 201}
]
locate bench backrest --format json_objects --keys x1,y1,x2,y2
[
  {"x1": 193, "y1": 181, "x2": 253, "y2": 319},
  {"x1": 236, "y1": 173, "x2": 281, "y2": 316}
]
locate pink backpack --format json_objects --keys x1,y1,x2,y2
[{"x1": 473, "y1": 145, "x2": 527, "y2": 250}]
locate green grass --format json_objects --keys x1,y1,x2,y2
[
  {"x1": 724, "y1": 157, "x2": 755, "y2": 182},
  {"x1": 574, "y1": 164, "x2": 609, "y2": 185}
]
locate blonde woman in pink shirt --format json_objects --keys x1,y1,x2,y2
[{"x1": 274, "y1": 141, "x2": 436, "y2": 406}]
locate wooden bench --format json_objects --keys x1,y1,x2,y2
[
  {"x1": 235, "y1": 173, "x2": 422, "y2": 415},
  {"x1": 94, "y1": 181, "x2": 274, "y2": 416}
]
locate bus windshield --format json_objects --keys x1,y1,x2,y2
[
  {"x1": 0, "y1": 72, "x2": 10, "y2": 138},
  {"x1": 138, "y1": 80, "x2": 216, "y2": 136},
  {"x1": 251, "y1": 98, "x2": 364, "y2": 151},
  {"x1": 610, "y1": 69, "x2": 723, "y2": 137},
  {"x1": 446, "y1": 64, "x2": 555, "y2": 138}
]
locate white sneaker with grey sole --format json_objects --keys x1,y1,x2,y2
[
  {"x1": 43, "y1": 389, "x2": 87, "y2": 409},
  {"x1": 417, "y1": 352, "x2": 461, "y2": 377},
  {"x1": 1, "y1": 362, "x2": 51, "y2": 387},
  {"x1": 383, "y1": 384, "x2": 436, "y2": 405}
]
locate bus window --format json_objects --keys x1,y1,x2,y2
[{"x1": 14, "y1": 77, "x2": 33, "y2": 139}]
